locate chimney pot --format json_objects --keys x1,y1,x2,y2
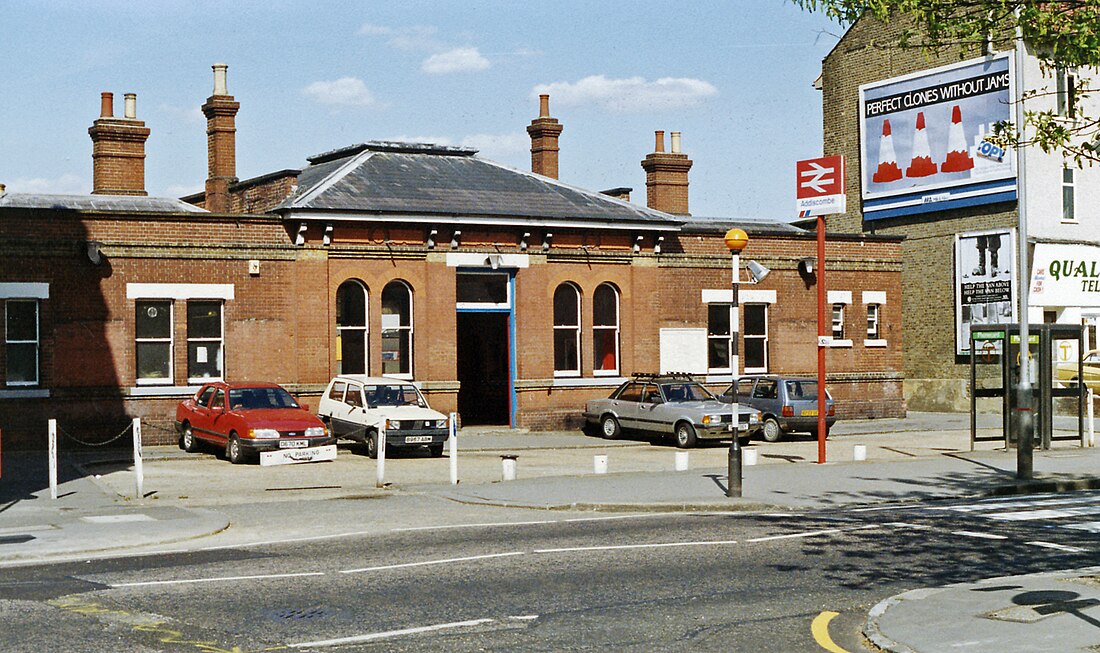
[
  {"x1": 124, "y1": 93, "x2": 137, "y2": 119},
  {"x1": 527, "y1": 93, "x2": 563, "y2": 179},
  {"x1": 539, "y1": 94, "x2": 550, "y2": 118},
  {"x1": 654, "y1": 130, "x2": 665, "y2": 153},
  {"x1": 671, "y1": 131, "x2": 681, "y2": 154},
  {"x1": 213, "y1": 63, "x2": 229, "y2": 96},
  {"x1": 100, "y1": 92, "x2": 114, "y2": 118}
]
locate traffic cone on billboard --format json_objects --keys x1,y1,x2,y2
[
  {"x1": 872, "y1": 119, "x2": 903, "y2": 183},
  {"x1": 905, "y1": 112, "x2": 938, "y2": 177},
  {"x1": 940, "y1": 105, "x2": 974, "y2": 173}
]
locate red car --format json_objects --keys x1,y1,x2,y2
[{"x1": 175, "y1": 381, "x2": 332, "y2": 464}]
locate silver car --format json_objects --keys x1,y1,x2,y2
[{"x1": 583, "y1": 373, "x2": 761, "y2": 448}]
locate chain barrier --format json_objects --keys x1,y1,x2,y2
[
  {"x1": 55, "y1": 421, "x2": 134, "y2": 448},
  {"x1": 141, "y1": 421, "x2": 180, "y2": 437}
]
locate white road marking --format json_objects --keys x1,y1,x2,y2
[
  {"x1": 198, "y1": 530, "x2": 377, "y2": 551},
  {"x1": 930, "y1": 497, "x2": 1099, "y2": 513},
  {"x1": 560, "y1": 514, "x2": 673, "y2": 523},
  {"x1": 744, "y1": 525, "x2": 879, "y2": 543},
  {"x1": 986, "y1": 506, "x2": 1100, "y2": 522},
  {"x1": 509, "y1": 614, "x2": 539, "y2": 621},
  {"x1": 1025, "y1": 541, "x2": 1086, "y2": 553},
  {"x1": 950, "y1": 531, "x2": 1007, "y2": 540},
  {"x1": 340, "y1": 551, "x2": 525, "y2": 574},
  {"x1": 534, "y1": 539, "x2": 739, "y2": 554},
  {"x1": 110, "y1": 571, "x2": 325, "y2": 588},
  {"x1": 291, "y1": 618, "x2": 496, "y2": 648},
  {"x1": 390, "y1": 520, "x2": 555, "y2": 532},
  {"x1": 1063, "y1": 521, "x2": 1100, "y2": 533}
]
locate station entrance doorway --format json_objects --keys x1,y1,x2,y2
[{"x1": 455, "y1": 271, "x2": 514, "y2": 426}]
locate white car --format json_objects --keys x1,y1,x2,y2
[{"x1": 317, "y1": 375, "x2": 450, "y2": 458}]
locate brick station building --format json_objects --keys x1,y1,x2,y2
[{"x1": 0, "y1": 65, "x2": 904, "y2": 448}]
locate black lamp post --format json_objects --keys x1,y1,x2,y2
[{"x1": 724, "y1": 228, "x2": 748, "y2": 498}]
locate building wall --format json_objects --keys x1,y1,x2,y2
[
  {"x1": 820, "y1": 16, "x2": 1100, "y2": 410},
  {"x1": 0, "y1": 206, "x2": 903, "y2": 448}
]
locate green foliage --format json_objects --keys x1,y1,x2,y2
[{"x1": 796, "y1": 0, "x2": 1100, "y2": 164}]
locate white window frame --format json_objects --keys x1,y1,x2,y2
[
  {"x1": 701, "y1": 289, "x2": 777, "y2": 375},
  {"x1": 5, "y1": 299, "x2": 40, "y2": 386},
  {"x1": 455, "y1": 271, "x2": 512, "y2": 310},
  {"x1": 381, "y1": 280, "x2": 414, "y2": 380},
  {"x1": 1057, "y1": 67, "x2": 1078, "y2": 118},
  {"x1": 593, "y1": 283, "x2": 620, "y2": 377},
  {"x1": 336, "y1": 279, "x2": 370, "y2": 375},
  {"x1": 1062, "y1": 166, "x2": 1076, "y2": 223},
  {"x1": 862, "y1": 291, "x2": 887, "y2": 348},
  {"x1": 553, "y1": 282, "x2": 582, "y2": 377},
  {"x1": 742, "y1": 303, "x2": 769, "y2": 374},
  {"x1": 135, "y1": 300, "x2": 174, "y2": 386},
  {"x1": 827, "y1": 290, "x2": 853, "y2": 347},
  {"x1": 867, "y1": 303, "x2": 880, "y2": 339},
  {"x1": 186, "y1": 300, "x2": 225, "y2": 384},
  {"x1": 706, "y1": 304, "x2": 733, "y2": 375}
]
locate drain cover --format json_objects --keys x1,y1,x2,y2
[{"x1": 266, "y1": 605, "x2": 338, "y2": 622}]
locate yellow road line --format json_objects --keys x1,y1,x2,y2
[{"x1": 811, "y1": 611, "x2": 851, "y2": 653}]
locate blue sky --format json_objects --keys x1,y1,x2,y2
[{"x1": 0, "y1": 1, "x2": 842, "y2": 218}]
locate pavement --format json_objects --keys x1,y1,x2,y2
[{"x1": 2, "y1": 410, "x2": 1100, "y2": 652}]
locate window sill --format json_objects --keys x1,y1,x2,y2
[
  {"x1": 0, "y1": 388, "x2": 50, "y2": 399},
  {"x1": 830, "y1": 339, "x2": 854, "y2": 348},
  {"x1": 553, "y1": 372, "x2": 581, "y2": 379},
  {"x1": 743, "y1": 367, "x2": 769, "y2": 374},
  {"x1": 552, "y1": 377, "x2": 625, "y2": 388},
  {"x1": 864, "y1": 339, "x2": 888, "y2": 348},
  {"x1": 593, "y1": 370, "x2": 620, "y2": 377},
  {"x1": 129, "y1": 385, "x2": 202, "y2": 397}
]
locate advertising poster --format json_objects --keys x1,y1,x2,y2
[
  {"x1": 860, "y1": 53, "x2": 1016, "y2": 220},
  {"x1": 956, "y1": 229, "x2": 1016, "y2": 355},
  {"x1": 1030, "y1": 242, "x2": 1100, "y2": 307}
]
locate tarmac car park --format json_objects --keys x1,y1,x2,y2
[{"x1": 583, "y1": 373, "x2": 761, "y2": 448}]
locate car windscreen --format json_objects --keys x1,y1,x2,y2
[
  {"x1": 228, "y1": 387, "x2": 300, "y2": 410},
  {"x1": 660, "y1": 382, "x2": 714, "y2": 402},
  {"x1": 367, "y1": 385, "x2": 425, "y2": 407},
  {"x1": 785, "y1": 380, "x2": 820, "y2": 401}
]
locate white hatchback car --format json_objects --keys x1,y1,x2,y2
[{"x1": 317, "y1": 375, "x2": 450, "y2": 458}]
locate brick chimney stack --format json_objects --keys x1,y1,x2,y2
[
  {"x1": 527, "y1": 94, "x2": 563, "y2": 179},
  {"x1": 201, "y1": 63, "x2": 240, "y2": 212},
  {"x1": 641, "y1": 130, "x2": 693, "y2": 215},
  {"x1": 88, "y1": 91, "x2": 151, "y2": 196}
]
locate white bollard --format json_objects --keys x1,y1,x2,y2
[
  {"x1": 743, "y1": 448, "x2": 758, "y2": 466},
  {"x1": 853, "y1": 444, "x2": 867, "y2": 461},
  {"x1": 132, "y1": 418, "x2": 143, "y2": 500},
  {"x1": 448, "y1": 412, "x2": 459, "y2": 485},
  {"x1": 1089, "y1": 389, "x2": 1095, "y2": 447},
  {"x1": 376, "y1": 426, "x2": 387, "y2": 488},
  {"x1": 48, "y1": 419, "x2": 58, "y2": 500},
  {"x1": 593, "y1": 454, "x2": 608, "y2": 474},
  {"x1": 501, "y1": 455, "x2": 517, "y2": 481},
  {"x1": 674, "y1": 450, "x2": 689, "y2": 471}
]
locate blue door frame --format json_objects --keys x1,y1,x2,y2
[{"x1": 455, "y1": 271, "x2": 517, "y2": 427}]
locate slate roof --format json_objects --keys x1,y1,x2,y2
[
  {"x1": 0, "y1": 192, "x2": 207, "y2": 213},
  {"x1": 274, "y1": 141, "x2": 681, "y2": 229},
  {"x1": 679, "y1": 215, "x2": 809, "y2": 236}
]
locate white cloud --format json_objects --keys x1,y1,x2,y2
[
  {"x1": 7, "y1": 174, "x2": 88, "y2": 195},
  {"x1": 165, "y1": 183, "x2": 205, "y2": 198},
  {"x1": 359, "y1": 23, "x2": 441, "y2": 51},
  {"x1": 460, "y1": 132, "x2": 528, "y2": 158},
  {"x1": 302, "y1": 77, "x2": 376, "y2": 107},
  {"x1": 533, "y1": 75, "x2": 718, "y2": 112},
  {"x1": 422, "y1": 47, "x2": 490, "y2": 74}
]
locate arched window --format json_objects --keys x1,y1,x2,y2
[
  {"x1": 593, "y1": 283, "x2": 620, "y2": 375},
  {"x1": 336, "y1": 280, "x2": 368, "y2": 375},
  {"x1": 382, "y1": 280, "x2": 413, "y2": 377},
  {"x1": 553, "y1": 283, "x2": 580, "y2": 376}
]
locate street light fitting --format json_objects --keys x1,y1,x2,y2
[
  {"x1": 747, "y1": 260, "x2": 770, "y2": 284},
  {"x1": 724, "y1": 228, "x2": 748, "y2": 253}
]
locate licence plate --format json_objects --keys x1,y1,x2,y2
[
  {"x1": 280, "y1": 439, "x2": 309, "y2": 449},
  {"x1": 801, "y1": 409, "x2": 818, "y2": 417},
  {"x1": 405, "y1": 436, "x2": 433, "y2": 444}
]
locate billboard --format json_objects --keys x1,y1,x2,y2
[
  {"x1": 860, "y1": 53, "x2": 1016, "y2": 221},
  {"x1": 955, "y1": 229, "x2": 1016, "y2": 355},
  {"x1": 1030, "y1": 242, "x2": 1100, "y2": 307}
]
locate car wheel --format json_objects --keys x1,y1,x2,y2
[
  {"x1": 762, "y1": 417, "x2": 783, "y2": 443},
  {"x1": 429, "y1": 444, "x2": 444, "y2": 457},
  {"x1": 180, "y1": 422, "x2": 200, "y2": 453},
  {"x1": 674, "y1": 422, "x2": 697, "y2": 449},
  {"x1": 601, "y1": 415, "x2": 621, "y2": 439},
  {"x1": 227, "y1": 433, "x2": 246, "y2": 464},
  {"x1": 365, "y1": 431, "x2": 379, "y2": 459}
]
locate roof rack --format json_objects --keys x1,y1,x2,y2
[{"x1": 631, "y1": 372, "x2": 698, "y2": 380}]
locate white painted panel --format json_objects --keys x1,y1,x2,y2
[
  {"x1": 659, "y1": 328, "x2": 707, "y2": 374},
  {"x1": 827, "y1": 290, "x2": 852, "y2": 305},
  {"x1": 446, "y1": 252, "x2": 530, "y2": 268},
  {"x1": 862, "y1": 291, "x2": 887, "y2": 304},
  {"x1": 701, "y1": 289, "x2": 776, "y2": 304},
  {"x1": 126, "y1": 283, "x2": 234, "y2": 300},
  {"x1": 0, "y1": 282, "x2": 49, "y2": 299}
]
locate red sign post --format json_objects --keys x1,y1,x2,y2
[{"x1": 796, "y1": 156, "x2": 846, "y2": 464}]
